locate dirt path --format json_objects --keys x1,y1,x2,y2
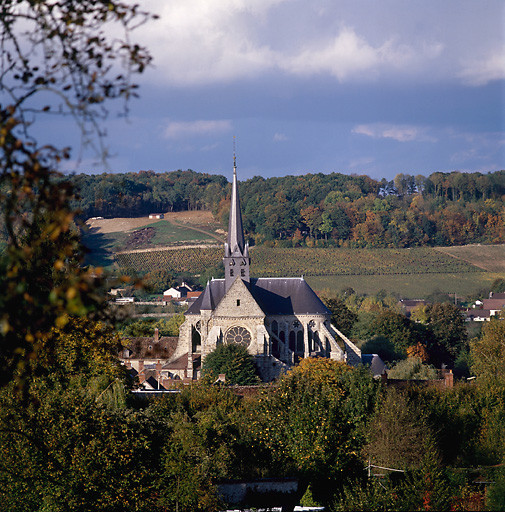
[{"x1": 115, "y1": 243, "x2": 222, "y2": 255}]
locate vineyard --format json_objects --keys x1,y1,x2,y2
[
  {"x1": 114, "y1": 245, "x2": 483, "y2": 277},
  {"x1": 115, "y1": 246, "x2": 223, "y2": 274}
]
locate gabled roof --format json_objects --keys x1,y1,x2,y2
[{"x1": 186, "y1": 277, "x2": 330, "y2": 316}]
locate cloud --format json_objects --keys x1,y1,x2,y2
[
  {"x1": 137, "y1": 0, "x2": 282, "y2": 85},
  {"x1": 459, "y1": 50, "x2": 505, "y2": 85},
  {"x1": 273, "y1": 132, "x2": 288, "y2": 141},
  {"x1": 137, "y1": 1, "x2": 448, "y2": 85},
  {"x1": 163, "y1": 119, "x2": 232, "y2": 139},
  {"x1": 352, "y1": 123, "x2": 436, "y2": 143},
  {"x1": 281, "y1": 28, "x2": 423, "y2": 81},
  {"x1": 134, "y1": 1, "x2": 504, "y2": 88}
]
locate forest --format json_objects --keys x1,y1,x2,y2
[{"x1": 69, "y1": 169, "x2": 505, "y2": 248}]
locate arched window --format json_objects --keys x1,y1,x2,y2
[
  {"x1": 289, "y1": 331, "x2": 296, "y2": 352},
  {"x1": 272, "y1": 320, "x2": 278, "y2": 335},
  {"x1": 192, "y1": 326, "x2": 201, "y2": 352},
  {"x1": 272, "y1": 339, "x2": 280, "y2": 359},
  {"x1": 297, "y1": 330, "x2": 304, "y2": 353}
]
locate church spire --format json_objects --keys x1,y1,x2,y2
[
  {"x1": 227, "y1": 152, "x2": 245, "y2": 255},
  {"x1": 223, "y1": 144, "x2": 250, "y2": 291}
]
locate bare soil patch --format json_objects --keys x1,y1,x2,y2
[
  {"x1": 124, "y1": 227, "x2": 156, "y2": 250},
  {"x1": 86, "y1": 210, "x2": 216, "y2": 234}
]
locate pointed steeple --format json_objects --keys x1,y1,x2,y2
[
  {"x1": 223, "y1": 148, "x2": 250, "y2": 291},
  {"x1": 226, "y1": 154, "x2": 245, "y2": 256}
]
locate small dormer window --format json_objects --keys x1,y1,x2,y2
[{"x1": 237, "y1": 299, "x2": 241, "y2": 306}]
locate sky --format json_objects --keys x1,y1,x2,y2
[{"x1": 60, "y1": 0, "x2": 505, "y2": 181}]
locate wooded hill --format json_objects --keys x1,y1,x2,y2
[{"x1": 69, "y1": 169, "x2": 505, "y2": 248}]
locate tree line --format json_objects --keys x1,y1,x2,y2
[
  {"x1": 1, "y1": 315, "x2": 504, "y2": 511},
  {"x1": 69, "y1": 169, "x2": 505, "y2": 248}
]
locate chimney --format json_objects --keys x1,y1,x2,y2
[
  {"x1": 444, "y1": 369, "x2": 454, "y2": 389},
  {"x1": 154, "y1": 328, "x2": 159, "y2": 342},
  {"x1": 138, "y1": 360, "x2": 145, "y2": 383}
]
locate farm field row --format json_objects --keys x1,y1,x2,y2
[
  {"x1": 115, "y1": 245, "x2": 483, "y2": 277},
  {"x1": 250, "y1": 246, "x2": 481, "y2": 277}
]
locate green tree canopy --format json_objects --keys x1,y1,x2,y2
[
  {"x1": 322, "y1": 296, "x2": 358, "y2": 337},
  {"x1": 247, "y1": 358, "x2": 378, "y2": 507},
  {"x1": 202, "y1": 343, "x2": 260, "y2": 385}
]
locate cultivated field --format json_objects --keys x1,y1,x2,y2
[
  {"x1": 436, "y1": 244, "x2": 505, "y2": 273},
  {"x1": 83, "y1": 212, "x2": 503, "y2": 298},
  {"x1": 307, "y1": 272, "x2": 503, "y2": 299},
  {"x1": 110, "y1": 244, "x2": 502, "y2": 298}
]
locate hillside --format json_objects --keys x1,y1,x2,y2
[{"x1": 82, "y1": 211, "x2": 503, "y2": 298}]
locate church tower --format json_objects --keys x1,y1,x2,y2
[{"x1": 223, "y1": 154, "x2": 250, "y2": 291}]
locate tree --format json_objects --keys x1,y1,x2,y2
[
  {"x1": 424, "y1": 303, "x2": 467, "y2": 364},
  {"x1": 360, "y1": 335, "x2": 404, "y2": 363},
  {"x1": 151, "y1": 382, "x2": 245, "y2": 512},
  {"x1": 202, "y1": 343, "x2": 260, "y2": 385},
  {"x1": 386, "y1": 357, "x2": 438, "y2": 380},
  {"x1": 369, "y1": 311, "x2": 424, "y2": 355},
  {"x1": 247, "y1": 359, "x2": 378, "y2": 506},
  {"x1": 365, "y1": 387, "x2": 434, "y2": 470},
  {"x1": 322, "y1": 297, "x2": 358, "y2": 337},
  {"x1": 0, "y1": 377, "x2": 162, "y2": 511},
  {"x1": 470, "y1": 318, "x2": 505, "y2": 464},
  {"x1": 0, "y1": 1, "x2": 153, "y2": 386},
  {"x1": 470, "y1": 317, "x2": 505, "y2": 386}
]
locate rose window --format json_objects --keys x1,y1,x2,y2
[{"x1": 225, "y1": 326, "x2": 251, "y2": 347}]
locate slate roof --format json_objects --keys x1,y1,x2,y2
[
  {"x1": 163, "y1": 353, "x2": 201, "y2": 371},
  {"x1": 361, "y1": 353, "x2": 387, "y2": 377},
  {"x1": 226, "y1": 162, "x2": 246, "y2": 257},
  {"x1": 186, "y1": 277, "x2": 330, "y2": 316}
]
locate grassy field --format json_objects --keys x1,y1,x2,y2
[
  {"x1": 307, "y1": 272, "x2": 502, "y2": 299},
  {"x1": 146, "y1": 220, "x2": 219, "y2": 245}
]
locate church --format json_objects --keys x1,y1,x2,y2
[{"x1": 171, "y1": 159, "x2": 363, "y2": 381}]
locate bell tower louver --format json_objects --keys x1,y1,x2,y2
[{"x1": 223, "y1": 153, "x2": 250, "y2": 291}]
